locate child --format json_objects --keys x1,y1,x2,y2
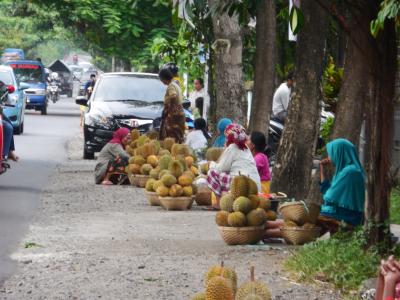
[
  {"x1": 247, "y1": 131, "x2": 271, "y2": 194},
  {"x1": 185, "y1": 118, "x2": 209, "y2": 151}
]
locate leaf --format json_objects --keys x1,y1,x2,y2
[{"x1": 289, "y1": 6, "x2": 304, "y2": 35}]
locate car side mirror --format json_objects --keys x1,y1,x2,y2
[
  {"x1": 19, "y1": 82, "x2": 30, "y2": 90},
  {"x1": 76, "y1": 96, "x2": 88, "y2": 107}
]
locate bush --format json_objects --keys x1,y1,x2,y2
[
  {"x1": 390, "y1": 188, "x2": 400, "y2": 224},
  {"x1": 284, "y1": 229, "x2": 380, "y2": 293}
]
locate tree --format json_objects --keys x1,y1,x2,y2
[{"x1": 270, "y1": 1, "x2": 328, "y2": 199}]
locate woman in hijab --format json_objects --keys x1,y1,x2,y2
[
  {"x1": 318, "y1": 138, "x2": 365, "y2": 231},
  {"x1": 212, "y1": 118, "x2": 232, "y2": 148},
  {"x1": 158, "y1": 68, "x2": 186, "y2": 143},
  {"x1": 94, "y1": 128, "x2": 131, "y2": 185},
  {"x1": 206, "y1": 123, "x2": 261, "y2": 210}
]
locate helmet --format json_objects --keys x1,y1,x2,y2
[
  {"x1": 162, "y1": 62, "x2": 179, "y2": 75},
  {"x1": 51, "y1": 72, "x2": 59, "y2": 80}
]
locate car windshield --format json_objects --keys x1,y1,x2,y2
[
  {"x1": 0, "y1": 70, "x2": 13, "y2": 85},
  {"x1": 10, "y1": 63, "x2": 44, "y2": 84},
  {"x1": 94, "y1": 75, "x2": 166, "y2": 103}
]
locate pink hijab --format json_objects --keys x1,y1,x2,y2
[{"x1": 109, "y1": 128, "x2": 130, "y2": 147}]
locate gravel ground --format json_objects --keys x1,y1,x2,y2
[{"x1": 0, "y1": 135, "x2": 343, "y2": 300}]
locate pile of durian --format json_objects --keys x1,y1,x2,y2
[
  {"x1": 215, "y1": 174, "x2": 277, "y2": 228},
  {"x1": 282, "y1": 200, "x2": 318, "y2": 230},
  {"x1": 191, "y1": 262, "x2": 271, "y2": 300},
  {"x1": 199, "y1": 147, "x2": 225, "y2": 175}
]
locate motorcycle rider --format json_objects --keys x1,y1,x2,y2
[
  {"x1": 84, "y1": 74, "x2": 96, "y2": 98},
  {"x1": 272, "y1": 72, "x2": 294, "y2": 123}
]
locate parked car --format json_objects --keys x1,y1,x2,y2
[
  {"x1": 0, "y1": 65, "x2": 29, "y2": 134},
  {"x1": 76, "y1": 72, "x2": 166, "y2": 159},
  {"x1": 5, "y1": 60, "x2": 48, "y2": 115}
]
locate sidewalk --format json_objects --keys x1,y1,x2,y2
[{"x1": 0, "y1": 135, "x2": 342, "y2": 300}]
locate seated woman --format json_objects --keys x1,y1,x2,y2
[
  {"x1": 185, "y1": 118, "x2": 209, "y2": 150},
  {"x1": 2, "y1": 116, "x2": 18, "y2": 161},
  {"x1": 247, "y1": 131, "x2": 271, "y2": 194},
  {"x1": 212, "y1": 118, "x2": 232, "y2": 148},
  {"x1": 206, "y1": 123, "x2": 261, "y2": 210},
  {"x1": 94, "y1": 128, "x2": 131, "y2": 185},
  {"x1": 265, "y1": 138, "x2": 365, "y2": 239}
]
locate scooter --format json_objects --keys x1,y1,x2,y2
[
  {"x1": 48, "y1": 81, "x2": 60, "y2": 103},
  {"x1": 0, "y1": 81, "x2": 16, "y2": 174}
]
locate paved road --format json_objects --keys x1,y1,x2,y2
[{"x1": 0, "y1": 97, "x2": 80, "y2": 284}]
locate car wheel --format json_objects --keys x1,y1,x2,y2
[
  {"x1": 83, "y1": 146, "x2": 95, "y2": 160},
  {"x1": 41, "y1": 102, "x2": 48, "y2": 115},
  {"x1": 14, "y1": 122, "x2": 23, "y2": 135}
]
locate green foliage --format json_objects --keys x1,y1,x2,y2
[
  {"x1": 390, "y1": 187, "x2": 400, "y2": 224},
  {"x1": 320, "y1": 116, "x2": 335, "y2": 146},
  {"x1": 285, "y1": 229, "x2": 380, "y2": 293},
  {"x1": 322, "y1": 56, "x2": 344, "y2": 108},
  {"x1": 371, "y1": 0, "x2": 400, "y2": 37}
]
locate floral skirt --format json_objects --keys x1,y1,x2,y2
[{"x1": 207, "y1": 169, "x2": 231, "y2": 197}]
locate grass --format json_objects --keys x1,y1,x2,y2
[
  {"x1": 390, "y1": 188, "x2": 400, "y2": 224},
  {"x1": 284, "y1": 229, "x2": 380, "y2": 295}
]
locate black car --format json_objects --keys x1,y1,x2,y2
[{"x1": 76, "y1": 72, "x2": 166, "y2": 159}]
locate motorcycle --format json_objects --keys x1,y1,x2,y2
[
  {"x1": 47, "y1": 81, "x2": 60, "y2": 103},
  {"x1": 0, "y1": 81, "x2": 16, "y2": 174}
]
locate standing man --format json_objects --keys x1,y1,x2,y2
[
  {"x1": 189, "y1": 78, "x2": 210, "y2": 120},
  {"x1": 272, "y1": 72, "x2": 294, "y2": 123},
  {"x1": 85, "y1": 74, "x2": 96, "y2": 99}
]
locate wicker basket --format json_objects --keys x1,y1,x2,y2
[
  {"x1": 304, "y1": 203, "x2": 321, "y2": 224},
  {"x1": 145, "y1": 191, "x2": 161, "y2": 206},
  {"x1": 218, "y1": 225, "x2": 265, "y2": 245},
  {"x1": 195, "y1": 190, "x2": 212, "y2": 206},
  {"x1": 159, "y1": 196, "x2": 194, "y2": 211},
  {"x1": 128, "y1": 174, "x2": 140, "y2": 186},
  {"x1": 278, "y1": 202, "x2": 308, "y2": 225},
  {"x1": 281, "y1": 226, "x2": 321, "y2": 245}
]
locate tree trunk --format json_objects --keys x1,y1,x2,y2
[
  {"x1": 208, "y1": 0, "x2": 246, "y2": 124},
  {"x1": 365, "y1": 19, "x2": 397, "y2": 250},
  {"x1": 270, "y1": 1, "x2": 328, "y2": 200},
  {"x1": 248, "y1": 0, "x2": 276, "y2": 135},
  {"x1": 123, "y1": 59, "x2": 132, "y2": 72}
]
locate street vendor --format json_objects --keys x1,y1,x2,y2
[
  {"x1": 94, "y1": 128, "x2": 130, "y2": 185},
  {"x1": 206, "y1": 123, "x2": 261, "y2": 210},
  {"x1": 318, "y1": 138, "x2": 365, "y2": 231}
]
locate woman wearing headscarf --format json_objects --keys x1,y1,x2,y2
[
  {"x1": 318, "y1": 138, "x2": 365, "y2": 231},
  {"x1": 206, "y1": 123, "x2": 261, "y2": 210},
  {"x1": 212, "y1": 118, "x2": 232, "y2": 148},
  {"x1": 158, "y1": 68, "x2": 186, "y2": 143},
  {"x1": 94, "y1": 128, "x2": 131, "y2": 185}
]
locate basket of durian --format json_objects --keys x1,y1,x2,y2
[
  {"x1": 215, "y1": 175, "x2": 277, "y2": 245},
  {"x1": 281, "y1": 222, "x2": 321, "y2": 245}
]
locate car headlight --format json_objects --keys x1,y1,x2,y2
[{"x1": 86, "y1": 114, "x2": 115, "y2": 129}]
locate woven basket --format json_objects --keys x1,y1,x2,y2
[
  {"x1": 281, "y1": 226, "x2": 321, "y2": 245},
  {"x1": 145, "y1": 191, "x2": 160, "y2": 206},
  {"x1": 159, "y1": 196, "x2": 194, "y2": 211},
  {"x1": 304, "y1": 203, "x2": 321, "y2": 224},
  {"x1": 128, "y1": 174, "x2": 140, "y2": 186},
  {"x1": 218, "y1": 225, "x2": 265, "y2": 245},
  {"x1": 195, "y1": 190, "x2": 212, "y2": 206},
  {"x1": 278, "y1": 202, "x2": 308, "y2": 225}
]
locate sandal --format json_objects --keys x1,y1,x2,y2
[{"x1": 101, "y1": 180, "x2": 113, "y2": 185}]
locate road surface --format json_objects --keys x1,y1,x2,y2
[{"x1": 0, "y1": 97, "x2": 80, "y2": 284}]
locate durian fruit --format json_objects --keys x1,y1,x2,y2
[
  {"x1": 141, "y1": 143, "x2": 156, "y2": 158},
  {"x1": 258, "y1": 197, "x2": 271, "y2": 211},
  {"x1": 159, "y1": 149, "x2": 171, "y2": 156},
  {"x1": 133, "y1": 155, "x2": 146, "y2": 166},
  {"x1": 147, "y1": 155, "x2": 159, "y2": 168},
  {"x1": 150, "y1": 140, "x2": 161, "y2": 154},
  {"x1": 128, "y1": 156, "x2": 136, "y2": 164},
  {"x1": 205, "y1": 276, "x2": 234, "y2": 300},
  {"x1": 246, "y1": 208, "x2": 266, "y2": 226},
  {"x1": 230, "y1": 174, "x2": 250, "y2": 199},
  {"x1": 182, "y1": 170, "x2": 195, "y2": 180},
  {"x1": 156, "y1": 185, "x2": 169, "y2": 197},
  {"x1": 126, "y1": 145, "x2": 134, "y2": 156},
  {"x1": 248, "y1": 177, "x2": 259, "y2": 195},
  {"x1": 128, "y1": 164, "x2": 141, "y2": 174},
  {"x1": 265, "y1": 210, "x2": 277, "y2": 221},
  {"x1": 159, "y1": 154, "x2": 173, "y2": 171},
  {"x1": 228, "y1": 212, "x2": 247, "y2": 227},
  {"x1": 153, "y1": 180, "x2": 164, "y2": 192},
  {"x1": 205, "y1": 262, "x2": 237, "y2": 295},
  {"x1": 185, "y1": 156, "x2": 194, "y2": 168},
  {"x1": 160, "y1": 174, "x2": 177, "y2": 188},
  {"x1": 215, "y1": 211, "x2": 230, "y2": 226},
  {"x1": 140, "y1": 164, "x2": 153, "y2": 175},
  {"x1": 191, "y1": 292, "x2": 205, "y2": 300},
  {"x1": 284, "y1": 220, "x2": 298, "y2": 227},
  {"x1": 145, "y1": 178, "x2": 157, "y2": 192},
  {"x1": 169, "y1": 184, "x2": 183, "y2": 197},
  {"x1": 176, "y1": 155, "x2": 188, "y2": 172},
  {"x1": 249, "y1": 195, "x2": 261, "y2": 210},
  {"x1": 149, "y1": 167, "x2": 160, "y2": 180},
  {"x1": 137, "y1": 135, "x2": 148, "y2": 147},
  {"x1": 146, "y1": 130, "x2": 159, "y2": 140},
  {"x1": 182, "y1": 185, "x2": 194, "y2": 197},
  {"x1": 191, "y1": 166, "x2": 199, "y2": 176},
  {"x1": 233, "y1": 197, "x2": 252, "y2": 214},
  {"x1": 200, "y1": 162, "x2": 210, "y2": 175},
  {"x1": 130, "y1": 129, "x2": 140, "y2": 141},
  {"x1": 235, "y1": 267, "x2": 271, "y2": 300},
  {"x1": 168, "y1": 160, "x2": 184, "y2": 178},
  {"x1": 162, "y1": 137, "x2": 175, "y2": 151},
  {"x1": 159, "y1": 169, "x2": 171, "y2": 179},
  {"x1": 178, "y1": 174, "x2": 193, "y2": 187},
  {"x1": 206, "y1": 147, "x2": 224, "y2": 162},
  {"x1": 171, "y1": 143, "x2": 191, "y2": 157},
  {"x1": 220, "y1": 193, "x2": 235, "y2": 212}
]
